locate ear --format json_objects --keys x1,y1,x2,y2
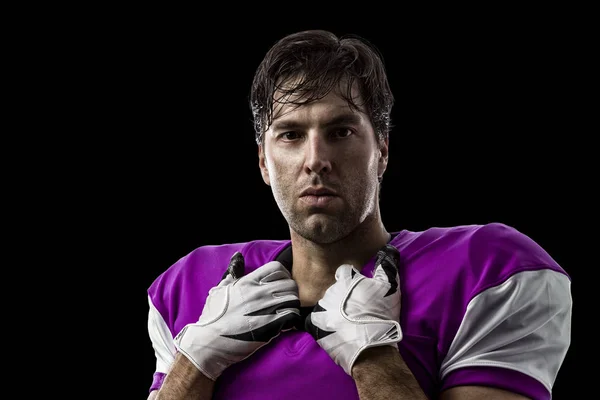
[
  {"x1": 378, "y1": 136, "x2": 389, "y2": 178},
  {"x1": 258, "y1": 144, "x2": 271, "y2": 186}
]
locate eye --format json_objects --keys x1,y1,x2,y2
[
  {"x1": 280, "y1": 131, "x2": 301, "y2": 141},
  {"x1": 331, "y1": 128, "x2": 353, "y2": 138}
]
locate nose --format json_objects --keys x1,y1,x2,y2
[{"x1": 303, "y1": 134, "x2": 332, "y2": 176}]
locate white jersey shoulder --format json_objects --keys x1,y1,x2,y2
[{"x1": 440, "y1": 268, "x2": 572, "y2": 393}]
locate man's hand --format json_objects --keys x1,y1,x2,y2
[
  {"x1": 305, "y1": 244, "x2": 402, "y2": 375},
  {"x1": 174, "y1": 251, "x2": 301, "y2": 381}
]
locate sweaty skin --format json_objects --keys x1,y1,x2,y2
[{"x1": 259, "y1": 82, "x2": 391, "y2": 306}]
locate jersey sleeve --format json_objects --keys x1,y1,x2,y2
[
  {"x1": 147, "y1": 294, "x2": 177, "y2": 392},
  {"x1": 439, "y1": 223, "x2": 572, "y2": 399}
]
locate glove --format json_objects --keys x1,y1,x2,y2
[
  {"x1": 174, "y1": 251, "x2": 301, "y2": 380},
  {"x1": 305, "y1": 244, "x2": 402, "y2": 375}
]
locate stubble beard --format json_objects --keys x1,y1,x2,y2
[
  {"x1": 289, "y1": 212, "x2": 349, "y2": 244},
  {"x1": 278, "y1": 188, "x2": 378, "y2": 245}
]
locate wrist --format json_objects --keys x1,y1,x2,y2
[
  {"x1": 351, "y1": 345, "x2": 401, "y2": 379},
  {"x1": 351, "y1": 345, "x2": 427, "y2": 399},
  {"x1": 156, "y1": 352, "x2": 216, "y2": 398},
  {"x1": 174, "y1": 325, "x2": 227, "y2": 381}
]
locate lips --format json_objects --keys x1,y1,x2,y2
[
  {"x1": 299, "y1": 187, "x2": 337, "y2": 197},
  {"x1": 299, "y1": 187, "x2": 339, "y2": 208}
]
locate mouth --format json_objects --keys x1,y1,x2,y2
[
  {"x1": 299, "y1": 194, "x2": 337, "y2": 207},
  {"x1": 299, "y1": 187, "x2": 337, "y2": 197},
  {"x1": 299, "y1": 187, "x2": 339, "y2": 207}
]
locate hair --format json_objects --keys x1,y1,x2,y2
[{"x1": 250, "y1": 29, "x2": 394, "y2": 145}]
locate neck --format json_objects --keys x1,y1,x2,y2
[{"x1": 289, "y1": 212, "x2": 390, "y2": 306}]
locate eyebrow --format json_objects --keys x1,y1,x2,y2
[{"x1": 271, "y1": 113, "x2": 363, "y2": 132}]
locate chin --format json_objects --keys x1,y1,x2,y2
[{"x1": 293, "y1": 217, "x2": 350, "y2": 244}]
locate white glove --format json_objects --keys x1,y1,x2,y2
[
  {"x1": 305, "y1": 244, "x2": 402, "y2": 375},
  {"x1": 174, "y1": 251, "x2": 301, "y2": 380}
]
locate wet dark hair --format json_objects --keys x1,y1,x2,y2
[{"x1": 250, "y1": 29, "x2": 394, "y2": 145}]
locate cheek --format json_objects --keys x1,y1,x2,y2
[
  {"x1": 265, "y1": 156, "x2": 290, "y2": 187},
  {"x1": 268, "y1": 152, "x2": 301, "y2": 176},
  {"x1": 346, "y1": 151, "x2": 379, "y2": 175}
]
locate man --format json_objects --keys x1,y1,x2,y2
[{"x1": 146, "y1": 30, "x2": 572, "y2": 399}]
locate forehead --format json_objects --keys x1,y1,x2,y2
[{"x1": 271, "y1": 77, "x2": 366, "y2": 123}]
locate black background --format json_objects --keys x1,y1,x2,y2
[{"x1": 58, "y1": 8, "x2": 593, "y2": 399}]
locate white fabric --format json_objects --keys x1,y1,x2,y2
[
  {"x1": 147, "y1": 295, "x2": 177, "y2": 374},
  {"x1": 440, "y1": 269, "x2": 572, "y2": 392}
]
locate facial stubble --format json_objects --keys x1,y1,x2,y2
[{"x1": 272, "y1": 167, "x2": 379, "y2": 245}]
